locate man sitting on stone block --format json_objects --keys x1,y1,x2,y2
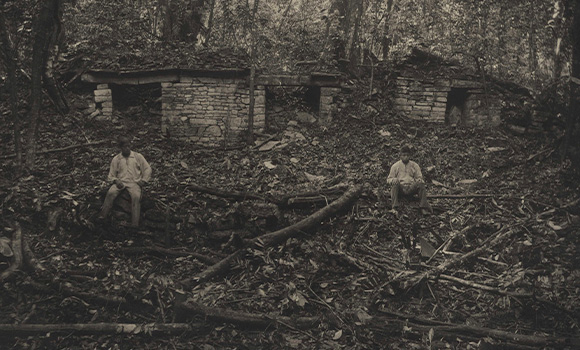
[
  {"x1": 97, "y1": 136, "x2": 152, "y2": 228},
  {"x1": 387, "y1": 144, "x2": 433, "y2": 216}
]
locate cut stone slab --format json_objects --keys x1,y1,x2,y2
[
  {"x1": 295, "y1": 112, "x2": 317, "y2": 124},
  {"x1": 259, "y1": 140, "x2": 281, "y2": 152}
]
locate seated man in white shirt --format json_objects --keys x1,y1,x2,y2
[
  {"x1": 97, "y1": 136, "x2": 152, "y2": 228},
  {"x1": 387, "y1": 144, "x2": 433, "y2": 215}
]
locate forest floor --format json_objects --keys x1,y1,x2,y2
[{"x1": 1, "y1": 87, "x2": 580, "y2": 350}]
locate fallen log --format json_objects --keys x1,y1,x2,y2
[
  {"x1": 0, "y1": 225, "x2": 22, "y2": 282},
  {"x1": 182, "y1": 185, "x2": 362, "y2": 285},
  {"x1": 427, "y1": 194, "x2": 493, "y2": 199},
  {"x1": 373, "y1": 310, "x2": 580, "y2": 349},
  {"x1": 119, "y1": 246, "x2": 218, "y2": 265},
  {"x1": 278, "y1": 187, "x2": 347, "y2": 207},
  {"x1": 177, "y1": 301, "x2": 320, "y2": 330},
  {"x1": 27, "y1": 280, "x2": 128, "y2": 307},
  {"x1": 255, "y1": 185, "x2": 362, "y2": 248},
  {"x1": 0, "y1": 322, "x2": 204, "y2": 336},
  {"x1": 185, "y1": 183, "x2": 268, "y2": 202},
  {"x1": 0, "y1": 140, "x2": 107, "y2": 160}
]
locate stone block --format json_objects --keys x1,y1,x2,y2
[
  {"x1": 101, "y1": 101, "x2": 113, "y2": 108},
  {"x1": 94, "y1": 89, "x2": 112, "y2": 96},
  {"x1": 413, "y1": 106, "x2": 432, "y2": 112},
  {"x1": 205, "y1": 125, "x2": 222, "y2": 137},
  {"x1": 432, "y1": 107, "x2": 446, "y2": 113},
  {"x1": 97, "y1": 84, "x2": 109, "y2": 89},
  {"x1": 320, "y1": 96, "x2": 334, "y2": 105},
  {"x1": 451, "y1": 79, "x2": 480, "y2": 88},
  {"x1": 412, "y1": 110, "x2": 431, "y2": 117},
  {"x1": 397, "y1": 105, "x2": 413, "y2": 112},
  {"x1": 161, "y1": 83, "x2": 173, "y2": 88},
  {"x1": 95, "y1": 95, "x2": 110, "y2": 103},
  {"x1": 434, "y1": 97, "x2": 447, "y2": 102}
]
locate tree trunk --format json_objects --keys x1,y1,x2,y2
[
  {"x1": 204, "y1": 0, "x2": 216, "y2": 45},
  {"x1": 552, "y1": 0, "x2": 566, "y2": 79},
  {"x1": 347, "y1": 0, "x2": 364, "y2": 71},
  {"x1": 25, "y1": 0, "x2": 62, "y2": 169},
  {"x1": 562, "y1": 0, "x2": 580, "y2": 163},
  {"x1": 528, "y1": 0, "x2": 538, "y2": 86},
  {"x1": 381, "y1": 0, "x2": 395, "y2": 59},
  {"x1": 247, "y1": 0, "x2": 259, "y2": 145},
  {"x1": 0, "y1": 11, "x2": 23, "y2": 169}
]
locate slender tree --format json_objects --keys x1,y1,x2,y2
[
  {"x1": 25, "y1": 0, "x2": 63, "y2": 169},
  {"x1": 562, "y1": 0, "x2": 580, "y2": 163},
  {"x1": 0, "y1": 8, "x2": 22, "y2": 169}
]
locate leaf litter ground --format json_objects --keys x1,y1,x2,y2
[{"x1": 1, "y1": 97, "x2": 579, "y2": 349}]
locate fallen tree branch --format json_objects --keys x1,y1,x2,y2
[
  {"x1": 0, "y1": 141, "x2": 107, "y2": 160},
  {"x1": 0, "y1": 322, "x2": 204, "y2": 336},
  {"x1": 27, "y1": 280, "x2": 129, "y2": 307},
  {"x1": 255, "y1": 185, "x2": 362, "y2": 248},
  {"x1": 373, "y1": 310, "x2": 580, "y2": 349},
  {"x1": 176, "y1": 301, "x2": 320, "y2": 330},
  {"x1": 437, "y1": 274, "x2": 533, "y2": 297},
  {"x1": 182, "y1": 185, "x2": 362, "y2": 285},
  {"x1": 22, "y1": 233, "x2": 46, "y2": 273},
  {"x1": 427, "y1": 194, "x2": 493, "y2": 199},
  {"x1": 373, "y1": 220, "x2": 530, "y2": 297},
  {"x1": 402, "y1": 221, "x2": 529, "y2": 290},
  {"x1": 0, "y1": 225, "x2": 22, "y2": 282},
  {"x1": 185, "y1": 183, "x2": 268, "y2": 202},
  {"x1": 278, "y1": 186, "x2": 347, "y2": 207},
  {"x1": 119, "y1": 246, "x2": 218, "y2": 265}
]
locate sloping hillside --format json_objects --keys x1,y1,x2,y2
[{"x1": 0, "y1": 82, "x2": 579, "y2": 349}]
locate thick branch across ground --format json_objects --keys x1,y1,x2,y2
[
  {"x1": 177, "y1": 301, "x2": 320, "y2": 330},
  {"x1": 182, "y1": 185, "x2": 363, "y2": 285}
]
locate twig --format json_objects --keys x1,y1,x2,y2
[
  {"x1": 427, "y1": 194, "x2": 493, "y2": 199},
  {"x1": 0, "y1": 141, "x2": 107, "y2": 160}
]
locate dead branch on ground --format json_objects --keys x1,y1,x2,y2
[
  {"x1": 0, "y1": 322, "x2": 204, "y2": 336},
  {"x1": 181, "y1": 185, "x2": 362, "y2": 285},
  {"x1": 176, "y1": 301, "x2": 320, "y2": 330},
  {"x1": 0, "y1": 141, "x2": 107, "y2": 160},
  {"x1": 185, "y1": 183, "x2": 268, "y2": 202},
  {"x1": 119, "y1": 246, "x2": 218, "y2": 265},
  {"x1": 373, "y1": 310, "x2": 580, "y2": 349}
]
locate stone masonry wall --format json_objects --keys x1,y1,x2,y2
[
  {"x1": 161, "y1": 77, "x2": 265, "y2": 145},
  {"x1": 393, "y1": 76, "x2": 501, "y2": 126},
  {"x1": 93, "y1": 84, "x2": 113, "y2": 120},
  {"x1": 319, "y1": 87, "x2": 341, "y2": 126}
]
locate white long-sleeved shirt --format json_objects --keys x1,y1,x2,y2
[
  {"x1": 387, "y1": 160, "x2": 424, "y2": 188},
  {"x1": 107, "y1": 151, "x2": 152, "y2": 184}
]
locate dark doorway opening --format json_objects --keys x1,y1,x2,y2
[
  {"x1": 445, "y1": 88, "x2": 468, "y2": 126},
  {"x1": 110, "y1": 83, "x2": 162, "y2": 118},
  {"x1": 265, "y1": 86, "x2": 320, "y2": 133}
]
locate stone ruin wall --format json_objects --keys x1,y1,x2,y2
[
  {"x1": 393, "y1": 76, "x2": 502, "y2": 126},
  {"x1": 161, "y1": 77, "x2": 266, "y2": 145}
]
